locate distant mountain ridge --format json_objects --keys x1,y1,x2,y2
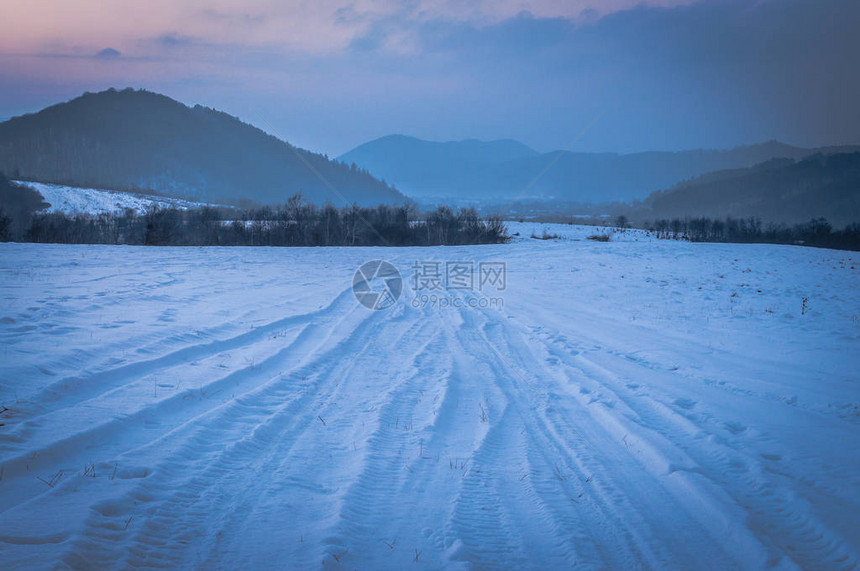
[
  {"x1": 340, "y1": 135, "x2": 538, "y2": 201},
  {"x1": 344, "y1": 134, "x2": 539, "y2": 167},
  {"x1": 340, "y1": 136, "x2": 860, "y2": 204},
  {"x1": 634, "y1": 153, "x2": 860, "y2": 227},
  {"x1": 0, "y1": 89, "x2": 405, "y2": 206}
]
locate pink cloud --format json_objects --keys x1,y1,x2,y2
[{"x1": 0, "y1": 0, "x2": 698, "y2": 59}]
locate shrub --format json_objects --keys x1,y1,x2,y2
[{"x1": 587, "y1": 234, "x2": 611, "y2": 242}]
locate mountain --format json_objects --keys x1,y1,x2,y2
[
  {"x1": 0, "y1": 89, "x2": 405, "y2": 206},
  {"x1": 342, "y1": 134, "x2": 538, "y2": 171},
  {"x1": 340, "y1": 136, "x2": 860, "y2": 204},
  {"x1": 633, "y1": 153, "x2": 860, "y2": 227},
  {"x1": 339, "y1": 135, "x2": 538, "y2": 201}
]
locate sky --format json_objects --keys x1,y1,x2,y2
[{"x1": 1, "y1": 0, "x2": 858, "y2": 156}]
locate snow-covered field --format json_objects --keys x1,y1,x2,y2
[
  {"x1": 18, "y1": 181, "x2": 215, "y2": 215},
  {"x1": 506, "y1": 221, "x2": 655, "y2": 242},
  {"x1": 0, "y1": 231, "x2": 858, "y2": 569}
]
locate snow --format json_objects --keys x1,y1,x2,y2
[
  {"x1": 506, "y1": 221, "x2": 656, "y2": 242},
  {"x1": 17, "y1": 181, "x2": 216, "y2": 215},
  {"x1": 0, "y1": 231, "x2": 858, "y2": 569}
]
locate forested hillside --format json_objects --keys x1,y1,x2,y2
[
  {"x1": 0, "y1": 89, "x2": 406, "y2": 206},
  {"x1": 635, "y1": 153, "x2": 860, "y2": 227}
]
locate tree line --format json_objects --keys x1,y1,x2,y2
[
  {"x1": 10, "y1": 199, "x2": 508, "y2": 247},
  {"x1": 0, "y1": 173, "x2": 48, "y2": 240},
  {"x1": 645, "y1": 216, "x2": 860, "y2": 251}
]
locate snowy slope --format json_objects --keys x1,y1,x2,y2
[
  {"x1": 18, "y1": 181, "x2": 216, "y2": 215},
  {"x1": 0, "y1": 235, "x2": 858, "y2": 569}
]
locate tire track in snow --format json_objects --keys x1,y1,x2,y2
[
  {"x1": 515, "y1": 311, "x2": 858, "y2": 568},
  {"x1": 489, "y1": 309, "x2": 779, "y2": 568},
  {"x1": 197, "y1": 308, "x2": 435, "y2": 569},
  {"x1": 59, "y1": 298, "x2": 418, "y2": 568},
  {"x1": 320, "y1": 319, "x2": 452, "y2": 568},
  {"x1": 571, "y1": 346, "x2": 859, "y2": 568},
  {"x1": 0, "y1": 287, "x2": 359, "y2": 564},
  {"x1": 0, "y1": 288, "x2": 359, "y2": 515},
  {"x1": 450, "y1": 307, "x2": 658, "y2": 569},
  {"x1": 2, "y1": 287, "x2": 357, "y2": 432}
]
